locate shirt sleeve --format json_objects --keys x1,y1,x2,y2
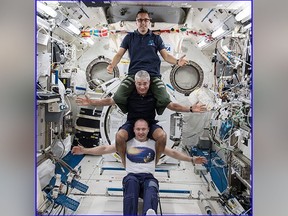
[
  {"x1": 155, "y1": 35, "x2": 166, "y2": 51},
  {"x1": 120, "y1": 34, "x2": 130, "y2": 50}
]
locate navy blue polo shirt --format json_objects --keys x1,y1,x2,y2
[
  {"x1": 120, "y1": 29, "x2": 166, "y2": 77},
  {"x1": 126, "y1": 89, "x2": 157, "y2": 124}
]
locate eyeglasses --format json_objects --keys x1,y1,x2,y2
[{"x1": 136, "y1": 18, "x2": 151, "y2": 23}]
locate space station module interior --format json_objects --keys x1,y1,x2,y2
[{"x1": 36, "y1": 1, "x2": 252, "y2": 215}]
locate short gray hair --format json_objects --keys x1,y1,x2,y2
[{"x1": 135, "y1": 70, "x2": 150, "y2": 81}]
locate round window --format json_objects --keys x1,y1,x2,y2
[
  {"x1": 170, "y1": 61, "x2": 204, "y2": 95},
  {"x1": 86, "y1": 56, "x2": 119, "y2": 89}
]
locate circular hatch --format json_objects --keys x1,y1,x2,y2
[
  {"x1": 170, "y1": 60, "x2": 204, "y2": 95},
  {"x1": 86, "y1": 55, "x2": 120, "y2": 89}
]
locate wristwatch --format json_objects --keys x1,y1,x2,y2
[
  {"x1": 176, "y1": 59, "x2": 179, "y2": 65},
  {"x1": 190, "y1": 106, "x2": 193, "y2": 112}
]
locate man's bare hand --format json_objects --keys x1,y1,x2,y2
[
  {"x1": 193, "y1": 156, "x2": 208, "y2": 164},
  {"x1": 191, "y1": 102, "x2": 207, "y2": 112},
  {"x1": 71, "y1": 145, "x2": 84, "y2": 155},
  {"x1": 178, "y1": 55, "x2": 188, "y2": 66},
  {"x1": 107, "y1": 64, "x2": 113, "y2": 74},
  {"x1": 75, "y1": 95, "x2": 90, "y2": 106}
]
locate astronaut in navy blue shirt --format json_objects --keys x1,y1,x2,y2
[{"x1": 107, "y1": 8, "x2": 188, "y2": 115}]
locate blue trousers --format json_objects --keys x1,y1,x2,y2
[{"x1": 122, "y1": 173, "x2": 159, "y2": 216}]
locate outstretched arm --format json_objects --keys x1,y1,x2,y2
[
  {"x1": 159, "y1": 49, "x2": 188, "y2": 66},
  {"x1": 163, "y1": 148, "x2": 191, "y2": 161},
  {"x1": 76, "y1": 95, "x2": 115, "y2": 107},
  {"x1": 163, "y1": 148, "x2": 207, "y2": 164},
  {"x1": 167, "y1": 102, "x2": 207, "y2": 113},
  {"x1": 72, "y1": 144, "x2": 207, "y2": 164},
  {"x1": 107, "y1": 47, "x2": 126, "y2": 74},
  {"x1": 72, "y1": 145, "x2": 116, "y2": 155}
]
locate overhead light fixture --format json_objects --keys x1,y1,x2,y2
[
  {"x1": 37, "y1": 15, "x2": 50, "y2": 31},
  {"x1": 66, "y1": 22, "x2": 81, "y2": 35},
  {"x1": 37, "y1": 2, "x2": 57, "y2": 18},
  {"x1": 198, "y1": 40, "x2": 207, "y2": 48},
  {"x1": 86, "y1": 38, "x2": 94, "y2": 45},
  {"x1": 62, "y1": 20, "x2": 81, "y2": 35},
  {"x1": 212, "y1": 26, "x2": 226, "y2": 38},
  {"x1": 235, "y1": 5, "x2": 251, "y2": 22}
]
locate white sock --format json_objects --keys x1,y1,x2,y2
[{"x1": 146, "y1": 208, "x2": 157, "y2": 215}]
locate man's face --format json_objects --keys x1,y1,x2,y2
[
  {"x1": 136, "y1": 13, "x2": 150, "y2": 34},
  {"x1": 134, "y1": 120, "x2": 149, "y2": 142},
  {"x1": 135, "y1": 78, "x2": 150, "y2": 95}
]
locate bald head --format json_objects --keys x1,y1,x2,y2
[{"x1": 134, "y1": 119, "x2": 149, "y2": 142}]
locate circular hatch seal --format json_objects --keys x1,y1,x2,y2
[
  {"x1": 86, "y1": 55, "x2": 120, "y2": 89},
  {"x1": 170, "y1": 60, "x2": 204, "y2": 95}
]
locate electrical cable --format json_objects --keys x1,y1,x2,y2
[
  {"x1": 211, "y1": 157, "x2": 226, "y2": 168},
  {"x1": 47, "y1": 202, "x2": 56, "y2": 216},
  {"x1": 57, "y1": 205, "x2": 64, "y2": 215}
]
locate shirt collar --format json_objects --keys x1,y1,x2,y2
[
  {"x1": 135, "y1": 89, "x2": 152, "y2": 97},
  {"x1": 135, "y1": 29, "x2": 152, "y2": 36}
]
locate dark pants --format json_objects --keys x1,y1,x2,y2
[{"x1": 122, "y1": 173, "x2": 159, "y2": 216}]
